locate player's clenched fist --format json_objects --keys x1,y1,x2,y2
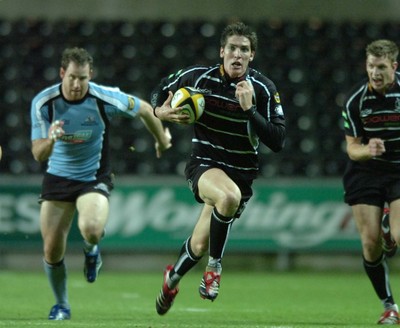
[
  {"x1": 48, "y1": 120, "x2": 65, "y2": 141},
  {"x1": 368, "y1": 138, "x2": 386, "y2": 157}
]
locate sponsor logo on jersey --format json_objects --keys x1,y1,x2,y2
[
  {"x1": 93, "y1": 182, "x2": 110, "y2": 194},
  {"x1": 363, "y1": 114, "x2": 400, "y2": 124},
  {"x1": 360, "y1": 109, "x2": 373, "y2": 116},
  {"x1": 187, "y1": 179, "x2": 194, "y2": 192},
  {"x1": 128, "y1": 97, "x2": 135, "y2": 110},
  {"x1": 395, "y1": 98, "x2": 400, "y2": 111},
  {"x1": 274, "y1": 92, "x2": 281, "y2": 104},
  {"x1": 275, "y1": 104, "x2": 284, "y2": 116},
  {"x1": 207, "y1": 97, "x2": 241, "y2": 112},
  {"x1": 82, "y1": 116, "x2": 98, "y2": 126},
  {"x1": 60, "y1": 130, "x2": 92, "y2": 143}
]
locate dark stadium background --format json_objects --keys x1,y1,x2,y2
[
  {"x1": 1, "y1": 0, "x2": 399, "y2": 178},
  {"x1": 1, "y1": 0, "x2": 400, "y2": 272}
]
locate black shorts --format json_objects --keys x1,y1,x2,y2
[
  {"x1": 39, "y1": 173, "x2": 114, "y2": 203},
  {"x1": 184, "y1": 159, "x2": 254, "y2": 218},
  {"x1": 343, "y1": 162, "x2": 400, "y2": 207}
]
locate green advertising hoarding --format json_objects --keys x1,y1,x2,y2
[{"x1": 0, "y1": 178, "x2": 360, "y2": 253}]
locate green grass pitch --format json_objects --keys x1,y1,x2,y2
[{"x1": 0, "y1": 269, "x2": 399, "y2": 327}]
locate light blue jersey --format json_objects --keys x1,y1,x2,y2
[{"x1": 31, "y1": 82, "x2": 141, "y2": 181}]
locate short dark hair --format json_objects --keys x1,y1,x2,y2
[
  {"x1": 220, "y1": 22, "x2": 258, "y2": 52},
  {"x1": 61, "y1": 47, "x2": 94, "y2": 70},
  {"x1": 366, "y1": 40, "x2": 399, "y2": 63}
]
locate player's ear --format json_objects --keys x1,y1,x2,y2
[
  {"x1": 220, "y1": 47, "x2": 224, "y2": 58},
  {"x1": 249, "y1": 51, "x2": 255, "y2": 62},
  {"x1": 59, "y1": 67, "x2": 65, "y2": 79}
]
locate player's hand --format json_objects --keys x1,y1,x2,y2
[
  {"x1": 368, "y1": 138, "x2": 386, "y2": 157},
  {"x1": 235, "y1": 80, "x2": 254, "y2": 112},
  {"x1": 155, "y1": 127, "x2": 172, "y2": 158},
  {"x1": 48, "y1": 120, "x2": 65, "y2": 141},
  {"x1": 155, "y1": 92, "x2": 191, "y2": 124}
]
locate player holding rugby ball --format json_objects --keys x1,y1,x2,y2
[{"x1": 152, "y1": 21, "x2": 286, "y2": 315}]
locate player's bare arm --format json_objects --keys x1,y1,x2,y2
[
  {"x1": 31, "y1": 120, "x2": 65, "y2": 162},
  {"x1": 154, "y1": 91, "x2": 191, "y2": 124},
  {"x1": 345, "y1": 135, "x2": 386, "y2": 161},
  {"x1": 138, "y1": 101, "x2": 172, "y2": 158}
]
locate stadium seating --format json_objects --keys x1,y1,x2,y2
[{"x1": 1, "y1": 18, "x2": 399, "y2": 177}]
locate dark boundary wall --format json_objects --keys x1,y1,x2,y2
[
  {"x1": 0, "y1": 0, "x2": 399, "y2": 22},
  {"x1": 0, "y1": 175, "x2": 366, "y2": 272}
]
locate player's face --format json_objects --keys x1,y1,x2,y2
[
  {"x1": 366, "y1": 54, "x2": 398, "y2": 94},
  {"x1": 60, "y1": 62, "x2": 92, "y2": 101},
  {"x1": 220, "y1": 35, "x2": 254, "y2": 79}
]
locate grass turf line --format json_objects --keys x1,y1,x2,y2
[{"x1": 0, "y1": 270, "x2": 398, "y2": 327}]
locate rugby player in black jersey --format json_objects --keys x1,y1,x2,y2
[
  {"x1": 151, "y1": 22, "x2": 285, "y2": 315},
  {"x1": 343, "y1": 39, "x2": 400, "y2": 324}
]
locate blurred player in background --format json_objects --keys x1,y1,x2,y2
[
  {"x1": 151, "y1": 21, "x2": 285, "y2": 315},
  {"x1": 343, "y1": 39, "x2": 400, "y2": 325},
  {"x1": 31, "y1": 47, "x2": 171, "y2": 320}
]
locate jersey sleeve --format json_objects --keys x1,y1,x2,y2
[
  {"x1": 343, "y1": 93, "x2": 363, "y2": 138},
  {"x1": 250, "y1": 73, "x2": 285, "y2": 151},
  {"x1": 31, "y1": 101, "x2": 51, "y2": 140},
  {"x1": 30, "y1": 87, "x2": 59, "y2": 141},
  {"x1": 150, "y1": 65, "x2": 204, "y2": 108},
  {"x1": 89, "y1": 83, "x2": 141, "y2": 119}
]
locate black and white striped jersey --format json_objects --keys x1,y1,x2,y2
[
  {"x1": 151, "y1": 64, "x2": 285, "y2": 179},
  {"x1": 343, "y1": 72, "x2": 400, "y2": 169}
]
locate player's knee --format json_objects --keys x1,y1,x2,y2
[
  {"x1": 218, "y1": 190, "x2": 241, "y2": 217},
  {"x1": 43, "y1": 244, "x2": 64, "y2": 264},
  {"x1": 79, "y1": 219, "x2": 104, "y2": 243},
  {"x1": 362, "y1": 237, "x2": 382, "y2": 260}
]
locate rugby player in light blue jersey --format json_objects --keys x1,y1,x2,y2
[{"x1": 31, "y1": 47, "x2": 171, "y2": 320}]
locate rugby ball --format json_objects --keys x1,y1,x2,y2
[{"x1": 171, "y1": 87, "x2": 205, "y2": 123}]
